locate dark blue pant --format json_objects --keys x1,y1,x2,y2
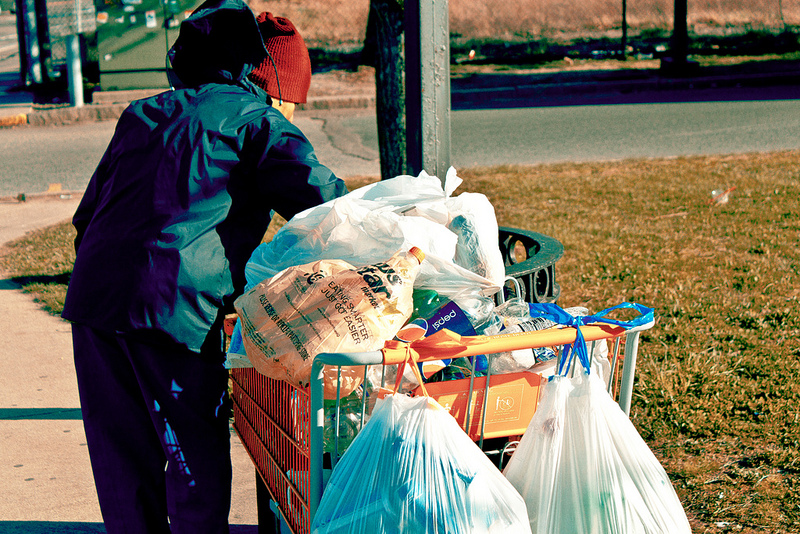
[{"x1": 72, "y1": 323, "x2": 233, "y2": 534}]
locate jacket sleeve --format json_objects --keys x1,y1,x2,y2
[{"x1": 253, "y1": 125, "x2": 348, "y2": 221}]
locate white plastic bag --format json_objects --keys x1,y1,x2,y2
[
  {"x1": 244, "y1": 168, "x2": 505, "y2": 298},
  {"x1": 503, "y1": 370, "x2": 692, "y2": 534},
  {"x1": 227, "y1": 169, "x2": 506, "y2": 369},
  {"x1": 312, "y1": 393, "x2": 532, "y2": 534}
]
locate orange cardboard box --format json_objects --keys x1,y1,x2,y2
[{"x1": 414, "y1": 372, "x2": 543, "y2": 441}]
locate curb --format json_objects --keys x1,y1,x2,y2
[
  {"x1": 450, "y1": 68, "x2": 800, "y2": 108},
  {"x1": 0, "y1": 112, "x2": 27, "y2": 127},
  {"x1": 301, "y1": 93, "x2": 375, "y2": 110},
  {"x1": 2, "y1": 64, "x2": 797, "y2": 128},
  {"x1": 2, "y1": 92, "x2": 377, "y2": 128},
  {"x1": 25, "y1": 102, "x2": 130, "y2": 127},
  {"x1": 0, "y1": 189, "x2": 82, "y2": 204}
]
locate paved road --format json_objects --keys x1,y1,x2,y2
[
  {"x1": 3, "y1": 95, "x2": 800, "y2": 197},
  {"x1": 340, "y1": 97, "x2": 800, "y2": 168},
  {"x1": 0, "y1": 121, "x2": 117, "y2": 196},
  {"x1": 0, "y1": 12, "x2": 15, "y2": 62},
  {"x1": 0, "y1": 110, "x2": 385, "y2": 197},
  {"x1": 0, "y1": 13, "x2": 21, "y2": 77}
]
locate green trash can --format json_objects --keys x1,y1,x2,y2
[{"x1": 498, "y1": 227, "x2": 563, "y2": 304}]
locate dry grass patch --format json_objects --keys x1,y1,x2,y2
[
  {"x1": 248, "y1": 0, "x2": 800, "y2": 47},
  {"x1": 0, "y1": 221, "x2": 77, "y2": 314}
]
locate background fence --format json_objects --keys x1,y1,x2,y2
[
  {"x1": 17, "y1": 0, "x2": 800, "y2": 90},
  {"x1": 248, "y1": 0, "x2": 800, "y2": 73},
  {"x1": 253, "y1": 0, "x2": 800, "y2": 49}
]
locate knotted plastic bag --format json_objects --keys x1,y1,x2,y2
[
  {"x1": 312, "y1": 392, "x2": 531, "y2": 534},
  {"x1": 502, "y1": 303, "x2": 691, "y2": 534}
]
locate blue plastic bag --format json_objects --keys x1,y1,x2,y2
[{"x1": 311, "y1": 393, "x2": 531, "y2": 534}]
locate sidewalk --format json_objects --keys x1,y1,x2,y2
[{"x1": 0, "y1": 195, "x2": 260, "y2": 532}]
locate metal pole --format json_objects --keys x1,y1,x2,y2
[
  {"x1": 32, "y1": 0, "x2": 51, "y2": 82},
  {"x1": 66, "y1": 33, "x2": 83, "y2": 107},
  {"x1": 20, "y1": 0, "x2": 42, "y2": 85},
  {"x1": 309, "y1": 351, "x2": 383, "y2": 525},
  {"x1": 405, "y1": 0, "x2": 451, "y2": 185},
  {"x1": 617, "y1": 332, "x2": 641, "y2": 416},
  {"x1": 621, "y1": 0, "x2": 627, "y2": 58},
  {"x1": 66, "y1": 0, "x2": 84, "y2": 106}
]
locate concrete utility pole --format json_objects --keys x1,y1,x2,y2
[{"x1": 405, "y1": 0, "x2": 451, "y2": 184}]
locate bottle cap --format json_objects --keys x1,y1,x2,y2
[{"x1": 408, "y1": 246, "x2": 425, "y2": 264}]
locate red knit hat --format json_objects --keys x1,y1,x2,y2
[{"x1": 249, "y1": 12, "x2": 312, "y2": 104}]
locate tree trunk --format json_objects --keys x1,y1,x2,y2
[{"x1": 368, "y1": 0, "x2": 405, "y2": 180}]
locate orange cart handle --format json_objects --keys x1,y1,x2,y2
[{"x1": 382, "y1": 324, "x2": 626, "y2": 365}]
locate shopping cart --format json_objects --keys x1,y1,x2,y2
[
  {"x1": 229, "y1": 227, "x2": 562, "y2": 532},
  {"x1": 229, "y1": 314, "x2": 653, "y2": 534}
]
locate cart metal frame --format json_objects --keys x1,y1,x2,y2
[{"x1": 231, "y1": 318, "x2": 653, "y2": 534}]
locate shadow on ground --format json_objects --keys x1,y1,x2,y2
[{"x1": 0, "y1": 522, "x2": 258, "y2": 533}]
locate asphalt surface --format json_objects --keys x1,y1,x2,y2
[{"x1": 0, "y1": 52, "x2": 798, "y2": 532}]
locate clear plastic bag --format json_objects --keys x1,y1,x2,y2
[
  {"x1": 244, "y1": 168, "x2": 505, "y2": 298},
  {"x1": 503, "y1": 355, "x2": 691, "y2": 534},
  {"x1": 312, "y1": 363, "x2": 531, "y2": 534},
  {"x1": 489, "y1": 300, "x2": 590, "y2": 377},
  {"x1": 234, "y1": 249, "x2": 422, "y2": 397},
  {"x1": 227, "y1": 169, "x2": 506, "y2": 368}
]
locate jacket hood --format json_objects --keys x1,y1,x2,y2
[{"x1": 168, "y1": 0, "x2": 268, "y2": 88}]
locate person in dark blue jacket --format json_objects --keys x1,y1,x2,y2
[{"x1": 61, "y1": 0, "x2": 347, "y2": 531}]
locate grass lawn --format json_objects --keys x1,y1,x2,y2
[{"x1": 2, "y1": 151, "x2": 799, "y2": 533}]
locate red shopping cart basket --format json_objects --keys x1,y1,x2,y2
[{"x1": 230, "y1": 318, "x2": 653, "y2": 534}]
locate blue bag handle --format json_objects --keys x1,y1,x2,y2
[{"x1": 527, "y1": 302, "x2": 655, "y2": 377}]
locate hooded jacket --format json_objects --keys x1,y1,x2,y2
[{"x1": 62, "y1": 0, "x2": 347, "y2": 353}]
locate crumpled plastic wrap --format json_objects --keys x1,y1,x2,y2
[{"x1": 245, "y1": 168, "x2": 505, "y2": 298}]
